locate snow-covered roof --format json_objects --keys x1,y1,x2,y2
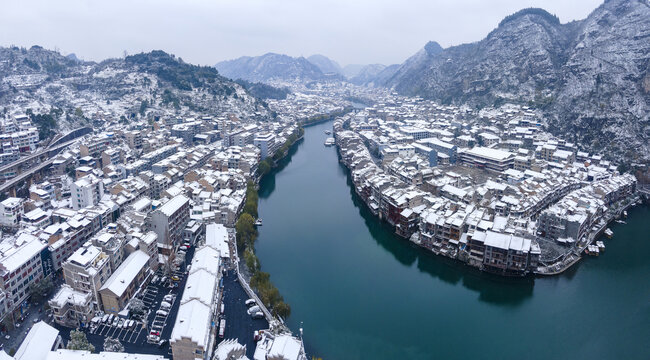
[
  {"x1": 157, "y1": 195, "x2": 189, "y2": 217},
  {"x1": 99, "y1": 250, "x2": 150, "y2": 297},
  {"x1": 15, "y1": 321, "x2": 59, "y2": 360},
  {"x1": 170, "y1": 299, "x2": 212, "y2": 348},
  {"x1": 205, "y1": 223, "x2": 230, "y2": 258}
]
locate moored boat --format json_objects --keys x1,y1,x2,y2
[
  {"x1": 604, "y1": 228, "x2": 613, "y2": 238},
  {"x1": 255, "y1": 218, "x2": 263, "y2": 226}
]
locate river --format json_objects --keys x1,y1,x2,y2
[{"x1": 255, "y1": 120, "x2": 650, "y2": 360}]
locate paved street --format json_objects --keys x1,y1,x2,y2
[{"x1": 217, "y1": 269, "x2": 268, "y2": 359}]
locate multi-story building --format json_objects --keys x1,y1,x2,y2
[
  {"x1": 0, "y1": 197, "x2": 24, "y2": 228},
  {"x1": 62, "y1": 243, "x2": 112, "y2": 309},
  {"x1": 48, "y1": 284, "x2": 94, "y2": 328},
  {"x1": 71, "y1": 175, "x2": 105, "y2": 210},
  {"x1": 460, "y1": 147, "x2": 514, "y2": 172},
  {"x1": 0, "y1": 233, "x2": 47, "y2": 316},
  {"x1": 98, "y1": 250, "x2": 151, "y2": 314},
  {"x1": 253, "y1": 133, "x2": 276, "y2": 160},
  {"x1": 170, "y1": 245, "x2": 222, "y2": 360},
  {"x1": 124, "y1": 130, "x2": 143, "y2": 149},
  {"x1": 150, "y1": 195, "x2": 190, "y2": 253}
]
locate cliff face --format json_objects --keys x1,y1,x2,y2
[{"x1": 385, "y1": 1, "x2": 650, "y2": 163}]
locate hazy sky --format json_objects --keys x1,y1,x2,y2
[{"x1": 0, "y1": 0, "x2": 603, "y2": 67}]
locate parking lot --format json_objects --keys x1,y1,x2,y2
[
  {"x1": 216, "y1": 269, "x2": 269, "y2": 359},
  {"x1": 56, "y1": 245, "x2": 195, "y2": 356}
]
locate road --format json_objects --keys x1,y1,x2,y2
[{"x1": 218, "y1": 269, "x2": 269, "y2": 359}]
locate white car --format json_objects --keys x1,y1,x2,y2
[
  {"x1": 245, "y1": 299, "x2": 256, "y2": 307},
  {"x1": 247, "y1": 305, "x2": 261, "y2": 315}
]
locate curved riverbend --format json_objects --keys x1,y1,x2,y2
[{"x1": 256, "y1": 120, "x2": 650, "y2": 360}]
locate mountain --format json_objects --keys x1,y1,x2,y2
[
  {"x1": 384, "y1": 1, "x2": 650, "y2": 163},
  {"x1": 307, "y1": 54, "x2": 342, "y2": 75},
  {"x1": 0, "y1": 46, "x2": 268, "y2": 131},
  {"x1": 349, "y1": 64, "x2": 398, "y2": 86},
  {"x1": 215, "y1": 53, "x2": 326, "y2": 83},
  {"x1": 341, "y1": 64, "x2": 365, "y2": 78}
]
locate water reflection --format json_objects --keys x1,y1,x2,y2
[
  {"x1": 340, "y1": 156, "x2": 534, "y2": 306},
  {"x1": 258, "y1": 138, "x2": 303, "y2": 199}
]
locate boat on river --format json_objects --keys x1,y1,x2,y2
[
  {"x1": 585, "y1": 245, "x2": 600, "y2": 256},
  {"x1": 255, "y1": 218, "x2": 263, "y2": 226},
  {"x1": 604, "y1": 228, "x2": 613, "y2": 238},
  {"x1": 324, "y1": 130, "x2": 331, "y2": 135},
  {"x1": 324, "y1": 137, "x2": 335, "y2": 146}
]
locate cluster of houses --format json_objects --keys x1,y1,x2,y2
[
  {"x1": 0, "y1": 112, "x2": 304, "y2": 359},
  {"x1": 334, "y1": 99, "x2": 638, "y2": 276},
  {"x1": 0, "y1": 115, "x2": 39, "y2": 166}
]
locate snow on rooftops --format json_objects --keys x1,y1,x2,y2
[
  {"x1": 0, "y1": 233, "x2": 46, "y2": 274},
  {"x1": 49, "y1": 284, "x2": 90, "y2": 308},
  {"x1": 181, "y1": 268, "x2": 217, "y2": 306},
  {"x1": 170, "y1": 298, "x2": 212, "y2": 348},
  {"x1": 99, "y1": 250, "x2": 150, "y2": 297},
  {"x1": 464, "y1": 147, "x2": 513, "y2": 161},
  {"x1": 190, "y1": 246, "x2": 221, "y2": 276},
  {"x1": 67, "y1": 243, "x2": 101, "y2": 267},
  {"x1": 158, "y1": 195, "x2": 189, "y2": 217},
  {"x1": 205, "y1": 223, "x2": 230, "y2": 258},
  {"x1": 15, "y1": 321, "x2": 60, "y2": 360}
]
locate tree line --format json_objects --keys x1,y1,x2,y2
[{"x1": 236, "y1": 182, "x2": 291, "y2": 319}]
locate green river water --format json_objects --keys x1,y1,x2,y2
[{"x1": 255, "y1": 120, "x2": 650, "y2": 360}]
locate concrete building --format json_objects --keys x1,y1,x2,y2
[
  {"x1": 48, "y1": 284, "x2": 94, "y2": 328},
  {"x1": 62, "y1": 243, "x2": 112, "y2": 309},
  {"x1": 71, "y1": 175, "x2": 105, "y2": 210},
  {"x1": 460, "y1": 147, "x2": 514, "y2": 172},
  {"x1": 0, "y1": 198, "x2": 24, "y2": 228},
  {"x1": 98, "y1": 250, "x2": 150, "y2": 314},
  {"x1": 0, "y1": 233, "x2": 47, "y2": 315},
  {"x1": 253, "y1": 133, "x2": 276, "y2": 160},
  {"x1": 170, "y1": 245, "x2": 222, "y2": 360},
  {"x1": 150, "y1": 195, "x2": 190, "y2": 253}
]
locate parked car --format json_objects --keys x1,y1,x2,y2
[
  {"x1": 171, "y1": 276, "x2": 180, "y2": 282},
  {"x1": 252, "y1": 311, "x2": 264, "y2": 319},
  {"x1": 245, "y1": 299, "x2": 256, "y2": 307},
  {"x1": 112, "y1": 317, "x2": 119, "y2": 326},
  {"x1": 160, "y1": 301, "x2": 171, "y2": 310},
  {"x1": 156, "y1": 310, "x2": 168, "y2": 317},
  {"x1": 163, "y1": 295, "x2": 174, "y2": 302},
  {"x1": 247, "y1": 305, "x2": 261, "y2": 315},
  {"x1": 102, "y1": 314, "x2": 110, "y2": 323},
  {"x1": 158, "y1": 339, "x2": 168, "y2": 348},
  {"x1": 150, "y1": 330, "x2": 160, "y2": 336}
]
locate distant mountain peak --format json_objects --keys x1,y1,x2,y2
[
  {"x1": 498, "y1": 8, "x2": 560, "y2": 27},
  {"x1": 215, "y1": 53, "x2": 326, "y2": 82},
  {"x1": 424, "y1": 41, "x2": 443, "y2": 56},
  {"x1": 307, "y1": 54, "x2": 342, "y2": 75}
]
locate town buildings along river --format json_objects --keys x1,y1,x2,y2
[{"x1": 255, "y1": 119, "x2": 650, "y2": 360}]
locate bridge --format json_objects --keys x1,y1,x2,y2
[
  {"x1": 0, "y1": 127, "x2": 92, "y2": 176},
  {"x1": 0, "y1": 127, "x2": 93, "y2": 196}
]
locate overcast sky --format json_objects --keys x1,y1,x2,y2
[{"x1": 0, "y1": 0, "x2": 603, "y2": 67}]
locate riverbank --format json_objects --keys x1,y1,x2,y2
[
  {"x1": 299, "y1": 106, "x2": 353, "y2": 127},
  {"x1": 333, "y1": 117, "x2": 641, "y2": 278},
  {"x1": 233, "y1": 125, "x2": 305, "y2": 325},
  {"x1": 253, "y1": 119, "x2": 650, "y2": 359}
]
